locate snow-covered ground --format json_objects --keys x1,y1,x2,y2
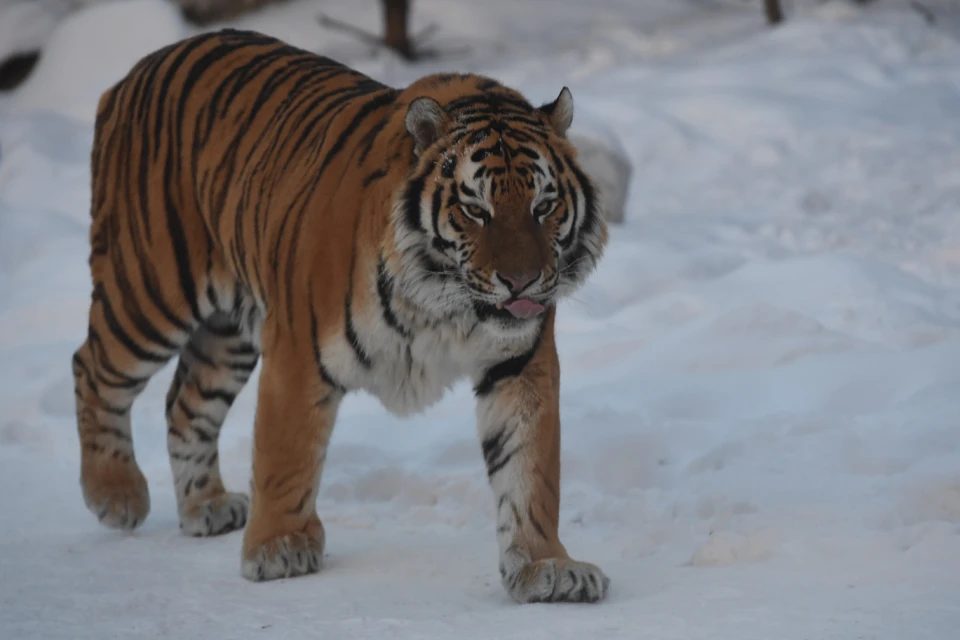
[{"x1": 2, "y1": 0, "x2": 960, "y2": 637}]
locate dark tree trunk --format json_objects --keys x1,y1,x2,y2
[
  {"x1": 764, "y1": 0, "x2": 784, "y2": 25},
  {"x1": 382, "y1": 0, "x2": 414, "y2": 60}
]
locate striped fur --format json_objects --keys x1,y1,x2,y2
[{"x1": 72, "y1": 29, "x2": 609, "y2": 603}]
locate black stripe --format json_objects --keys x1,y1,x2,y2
[
  {"x1": 558, "y1": 179, "x2": 579, "y2": 251},
  {"x1": 315, "y1": 90, "x2": 399, "y2": 175},
  {"x1": 487, "y1": 444, "x2": 520, "y2": 479},
  {"x1": 528, "y1": 505, "x2": 548, "y2": 540},
  {"x1": 481, "y1": 426, "x2": 510, "y2": 474},
  {"x1": 430, "y1": 184, "x2": 456, "y2": 252},
  {"x1": 565, "y1": 153, "x2": 597, "y2": 224},
  {"x1": 226, "y1": 342, "x2": 257, "y2": 356},
  {"x1": 94, "y1": 369, "x2": 147, "y2": 391},
  {"x1": 162, "y1": 128, "x2": 202, "y2": 323},
  {"x1": 206, "y1": 283, "x2": 220, "y2": 311},
  {"x1": 97, "y1": 425, "x2": 132, "y2": 442},
  {"x1": 363, "y1": 168, "x2": 387, "y2": 188},
  {"x1": 445, "y1": 92, "x2": 534, "y2": 113},
  {"x1": 191, "y1": 424, "x2": 216, "y2": 444},
  {"x1": 266, "y1": 90, "x2": 378, "y2": 296},
  {"x1": 99, "y1": 400, "x2": 131, "y2": 417},
  {"x1": 114, "y1": 273, "x2": 184, "y2": 353},
  {"x1": 279, "y1": 82, "x2": 377, "y2": 172},
  {"x1": 471, "y1": 148, "x2": 491, "y2": 163},
  {"x1": 87, "y1": 327, "x2": 150, "y2": 389},
  {"x1": 474, "y1": 330, "x2": 543, "y2": 397},
  {"x1": 225, "y1": 359, "x2": 258, "y2": 374},
  {"x1": 288, "y1": 488, "x2": 312, "y2": 515},
  {"x1": 141, "y1": 268, "x2": 194, "y2": 334},
  {"x1": 480, "y1": 426, "x2": 523, "y2": 480},
  {"x1": 177, "y1": 397, "x2": 219, "y2": 427},
  {"x1": 515, "y1": 145, "x2": 540, "y2": 160},
  {"x1": 403, "y1": 174, "x2": 426, "y2": 231},
  {"x1": 97, "y1": 287, "x2": 170, "y2": 363},
  {"x1": 559, "y1": 155, "x2": 601, "y2": 282},
  {"x1": 174, "y1": 42, "x2": 236, "y2": 145},
  {"x1": 356, "y1": 105, "x2": 398, "y2": 165},
  {"x1": 441, "y1": 155, "x2": 457, "y2": 178},
  {"x1": 196, "y1": 385, "x2": 237, "y2": 405},
  {"x1": 186, "y1": 341, "x2": 217, "y2": 368},
  {"x1": 344, "y1": 294, "x2": 372, "y2": 369},
  {"x1": 376, "y1": 257, "x2": 411, "y2": 338},
  {"x1": 165, "y1": 360, "x2": 189, "y2": 414},
  {"x1": 309, "y1": 294, "x2": 346, "y2": 392},
  {"x1": 71, "y1": 353, "x2": 96, "y2": 393},
  {"x1": 153, "y1": 35, "x2": 212, "y2": 158},
  {"x1": 204, "y1": 320, "x2": 240, "y2": 338}
]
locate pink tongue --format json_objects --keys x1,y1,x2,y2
[{"x1": 503, "y1": 298, "x2": 545, "y2": 319}]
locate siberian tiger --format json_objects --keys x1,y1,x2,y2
[{"x1": 72, "y1": 28, "x2": 609, "y2": 603}]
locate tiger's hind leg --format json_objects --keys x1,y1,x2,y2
[
  {"x1": 73, "y1": 286, "x2": 189, "y2": 531},
  {"x1": 165, "y1": 312, "x2": 259, "y2": 537}
]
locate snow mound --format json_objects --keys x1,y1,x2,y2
[
  {"x1": 0, "y1": 0, "x2": 78, "y2": 61},
  {"x1": 568, "y1": 103, "x2": 633, "y2": 223},
  {"x1": 7, "y1": 0, "x2": 183, "y2": 124}
]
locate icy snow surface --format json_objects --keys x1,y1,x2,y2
[{"x1": 1, "y1": 0, "x2": 960, "y2": 638}]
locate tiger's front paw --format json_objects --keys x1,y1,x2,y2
[
  {"x1": 81, "y1": 457, "x2": 151, "y2": 531},
  {"x1": 500, "y1": 549, "x2": 610, "y2": 603},
  {"x1": 241, "y1": 515, "x2": 325, "y2": 581}
]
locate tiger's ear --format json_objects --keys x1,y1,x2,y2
[
  {"x1": 405, "y1": 97, "x2": 448, "y2": 156},
  {"x1": 538, "y1": 87, "x2": 574, "y2": 137}
]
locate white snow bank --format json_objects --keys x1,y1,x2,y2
[
  {"x1": 0, "y1": 0, "x2": 80, "y2": 60},
  {"x1": 6, "y1": 0, "x2": 183, "y2": 123}
]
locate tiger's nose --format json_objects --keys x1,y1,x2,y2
[{"x1": 497, "y1": 270, "x2": 540, "y2": 294}]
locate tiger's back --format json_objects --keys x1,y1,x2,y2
[
  {"x1": 90, "y1": 30, "x2": 397, "y2": 324},
  {"x1": 74, "y1": 29, "x2": 611, "y2": 604}
]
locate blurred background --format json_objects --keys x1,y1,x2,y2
[{"x1": 1, "y1": 1, "x2": 959, "y2": 638}]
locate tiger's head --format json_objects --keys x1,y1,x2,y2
[{"x1": 391, "y1": 76, "x2": 609, "y2": 340}]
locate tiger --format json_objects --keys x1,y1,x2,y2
[{"x1": 71, "y1": 28, "x2": 610, "y2": 604}]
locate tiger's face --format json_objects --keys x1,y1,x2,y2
[{"x1": 393, "y1": 82, "x2": 608, "y2": 339}]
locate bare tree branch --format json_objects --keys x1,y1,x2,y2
[
  {"x1": 908, "y1": 1, "x2": 937, "y2": 25},
  {"x1": 317, "y1": 1, "x2": 466, "y2": 62},
  {"x1": 764, "y1": 0, "x2": 784, "y2": 25},
  {"x1": 317, "y1": 13, "x2": 386, "y2": 50}
]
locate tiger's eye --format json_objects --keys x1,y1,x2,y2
[
  {"x1": 534, "y1": 199, "x2": 557, "y2": 218},
  {"x1": 463, "y1": 204, "x2": 488, "y2": 222}
]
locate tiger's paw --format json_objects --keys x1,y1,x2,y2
[
  {"x1": 179, "y1": 491, "x2": 249, "y2": 537},
  {"x1": 81, "y1": 457, "x2": 151, "y2": 531},
  {"x1": 241, "y1": 516, "x2": 325, "y2": 582},
  {"x1": 500, "y1": 550, "x2": 610, "y2": 604}
]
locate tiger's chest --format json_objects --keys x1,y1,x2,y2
[{"x1": 322, "y1": 310, "x2": 519, "y2": 417}]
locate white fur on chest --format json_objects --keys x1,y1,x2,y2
[
  {"x1": 324, "y1": 310, "x2": 520, "y2": 417},
  {"x1": 320, "y1": 270, "x2": 533, "y2": 417}
]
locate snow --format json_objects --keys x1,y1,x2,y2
[
  {"x1": 567, "y1": 124, "x2": 633, "y2": 223},
  {"x1": 0, "y1": 0, "x2": 84, "y2": 61},
  {"x1": 6, "y1": 0, "x2": 184, "y2": 123},
  {"x1": 2, "y1": 0, "x2": 960, "y2": 637}
]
